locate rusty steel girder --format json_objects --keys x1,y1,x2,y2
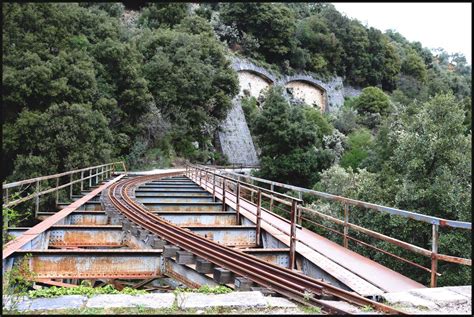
[{"x1": 12, "y1": 250, "x2": 162, "y2": 279}]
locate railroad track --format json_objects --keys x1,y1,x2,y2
[{"x1": 108, "y1": 174, "x2": 404, "y2": 315}]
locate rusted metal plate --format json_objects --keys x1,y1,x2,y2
[
  {"x1": 47, "y1": 225, "x2": 125, "y2": 247},
  {"x1": 135, "y1": 191, "x2": 211, "y2": 197},
  {"x1": 241, "y1": 249, "x2": 290, "y2": 268},
  {"x1": 136, "y1": 188, "x2": 207, "y2": 193},
  {"x1": 2, "y1": 175, "x2": 125, "y2": 260},
  {"x1": 12, "y1": 250, "x2": 162, "y2": 279},
  {"x1": 187, "y1": 226, "x2": 257, "y2": 247},
  {"x1": 147, "y1": 202, "x2": 222, "y2": 212},
  {"x1": 148, "y1": 181, "x2": 197, "y2": 185},
  {"x1": 158, "y1": 212, "x2": 237, "y2": 226},
  {"x1": 65, "y1": 212, "x2": 110, "y2": 225},
  {"x1": 137, "y1": 196, "x2": 214, "y2": 204},
  {"x1": 59, "y1": 201, "x2": 103, "y2": 211},
  {"x1": 140, "y1": 184, "x2": 200, "y2": 189}
]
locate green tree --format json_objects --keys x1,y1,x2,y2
[
  {"x1": 253, "y1": 87, "x2": 333, "y2": 187},
  {"x1": 137, "y1": 28, "x2": 238, "y2": 156},
  {"x1": 370, "y1": 93, "x2": 471, "y2": 285},
  {"x1": 138, "y1": 3, "x2": 189, "y2": 29},
  {"x1": 303, "y1": 106, "x2": 334, "y2": 141},
  {"x1": 340, "y1": 128, "x2": 374, "y2": 170},
  {"x1": 219, "y1": 3, "x2": 297, "y2": 63},
  {"x1": 4, "y1": 103, "x2": 113, "y2": 180},
  {"x1": 352, "y1": 87, "x2": 391, "y2": 129},
  {"x1": 401, "y1": 49, "x2": 428, "y2": 82},
  {"x1": 295, "y1": 15, "x2": 343, "y2": 74}
]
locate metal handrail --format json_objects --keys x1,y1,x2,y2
[
  {"x1": 186, "y1": 164, "x2": 301, "y2": 269},
  {"x1": 2, "y1": 162, "x2": 126, "y2": 218},
  {"x1": 218, "y1": 168, "x2": 471, "y2": 230},
  {"x1": 3, "y1": 161, "x2": 126, "y2": 189},
  {"x1": 195, "y1": 165, "x2": 471, "y2": 288},
  {"x1": 192, "y1": 165, "x2": 302, "y2": 205}
]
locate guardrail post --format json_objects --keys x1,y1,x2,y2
[
  {"x1": 289, "y1": 200, "x2": 298, "y2": 270},
  {"x1": 80, "y1": 171, "x2": 84, "y2": 192},
  {"x1": 256, "y1": 189, "x2": 262, "y2": 246},
  {"x1": 69, "y1": 174, "x2": 73, "y2": 199},
  {"x1": 236, "y1": 182, "x2": 241, "y2": 224},
  {"x1": 5, "y1": 188, "x2": 8, "y2": 205},
  {"x1": 205, "y1": 170, "x2": 208, "y2": 189},
  {"x1": 35, "y1": 180, "x2": 40, "y2": 218},
  {"x1": 431, "y1": 224, "x2": 439, "y2": 288},
  {"x1": 270, "y1": 184, "x2": 274, "y2": 212},
  {"x1": 222, "y1": 178, "x2": 226, "y2": 211},
  {"x1": 343, "y1": 204, "x2": 349, "y2": 249},
  {"x1": 250, "y1": 179, "x2": 254, "y2": 203},
  {"x1": 89, "y1": 169, "x2": 92, "y2": 188},
  {"x1": 95, "y1": 168, "x2": 98, "y2": 185},
  {"x1": 55, "y1": 178, "x2": 59, "y2": 204},
  {"x1": 213, "y1": 174, "x2": 216, "y2": 201}
]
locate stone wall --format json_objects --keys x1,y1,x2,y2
[
  {"x1": 217, "y1": 99, "x2": 259, "y2": 165},
  {"x1": 237, "y1": 71, "x2": 272, "y2": 98},
  {"x1": 285, "y1": 81, "x2": 325, "y2": 112},
  {"x1": 217, "y1": 57, "x2": 361, "y2": 164}
]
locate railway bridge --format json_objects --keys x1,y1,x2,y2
[{"x1": 2, "y1": 162, "x2": 472, "y2": 314}]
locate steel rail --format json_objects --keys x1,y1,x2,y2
[
  {"x1": 107, "y1": 174, "x2": 404, "y2": 315},
  {"x1": 120, "y1": 176, "x2": 399, "y2": 313},
  {"x1": 109, "y1": 178, "x2": 342, "y2": 313}
]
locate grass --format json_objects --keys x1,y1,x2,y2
[
  {"x1": 4, "y1": 305, "x2": 320, "y2": 315},
  {"x1": 360, "y1": 305, "x2": 374, "y2": 312},
  {"x1": 2, "y1": 307, "x2": 196, "y2": 315},
  {"x1": 300, "y1": 305, "x2": 322, "y2": 314},
  {"x1": 27, "y1": 284, "x2": 147, "y2": 298},
  {"x1": 174, "y1": 285, "x2": 233, "y2": 295}
]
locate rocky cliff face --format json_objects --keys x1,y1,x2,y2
[{"x1": 217, "y1": 99, "x2": 259, "y2": 165}]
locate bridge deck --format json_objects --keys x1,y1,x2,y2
[{"x1": 195, "y1": 176, "x2": 425, "y2": 295}]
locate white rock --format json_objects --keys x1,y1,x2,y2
[
  {"x1": 265, "y1": 296, "x2": 297, "y2": 308},
  {"x1": 178, "y1": 291, "x2": 267, "y2": 309},
  {"x1": 85, "y1": 293, "x2": 175, "y2": 309}
]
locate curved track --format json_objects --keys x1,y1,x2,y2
[{"x1": 108, "y1": 174, "x2": 405, "y2": 315}]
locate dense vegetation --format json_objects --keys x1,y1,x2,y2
[
  {"x1": 2, "y1": 2, "x2": 238, "y2": 181},
  {"x1": 2, "y1": 3, "x2": 471, "y2": 287}
]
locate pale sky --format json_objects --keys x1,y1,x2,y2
[{"x1": 332, "y1": 3, "x2": 472, "y2": 63}]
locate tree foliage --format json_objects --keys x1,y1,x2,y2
[
  {"x1": 4, "y1": 103, "x2": 113, "y2": 180},
  {"x1": 219, "y1": 3, "x2": 296, "y2": 63},
  {"x1": 138, "y1": 3, "x2": 188, "y2": 29},
  {"x1": 252, "y1": 87, "x2": 333, "y2": 187},
  {"x1": 2, "y1": 3, "x2": 238, "y2": 179}
]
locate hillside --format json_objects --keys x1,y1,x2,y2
[{"x1": 2, "y1": 2, "x2": 471, "y2": 286}]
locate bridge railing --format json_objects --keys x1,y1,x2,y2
[
  {"x1": 186, "y1": 164, "x2": 303, "y2": 270},
  {"x1": 196, "y1": 165, "x2": 471, "y2": 288},
  {"x1": 2, "y1": 162, "x2": 126, "y2": 219},
  {"x1": 199, "y1": 163, "x2": 260, "y2": 170}
]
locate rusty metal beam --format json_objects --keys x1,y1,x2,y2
[
  {"x1": 35, "y1": 279, "x2": 77, "y2": 288},
  {"x1": 12, "y1": 250, "x2": 162, "y2": 279},
  {"x1": 2, "y1": 175, "x2": 125, "y2": 260}
]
